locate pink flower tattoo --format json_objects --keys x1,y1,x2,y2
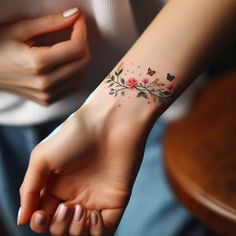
[
  {"x1": 142, "y1": 78, "x2": 149, "y2": 84},
  {"x1": 106, "y1": 64, "x2": 178, "y2": 103},
  {"x1": 126, "y1": 78, "x2": 138, "y2": 89},
  {"x1": 166, "y1": 84, "x2": 175, "y2": 90}
]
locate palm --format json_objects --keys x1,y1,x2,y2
[
  {"x1": 46, "y1": 166, "x2": 129, "y2": 230},
  {"x1": 39, "y1": 110, "x2": 145, "y2": 231}
]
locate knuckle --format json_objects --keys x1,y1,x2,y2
[
  {"x1": 30, "y1": 146, "x2": 41, "y2": 163},
  {"x1": 82, "y1": 44, "x2": 91, "y2": 62},
  {"x1": 36, "y1": 77, "x2": 51, "y2": 91},
  {"x1": 33, "y1": 94, "x2": 53, "y2": 106},
  {"x1": 23, "y1": 189, "x2": 37, "y2": 197},
  {"x1": 19, "y1": 186, "x2": 36, "y2": 197},
  {"x1": 72, "y1": 42, "x2": 85, "y2": 56},
  {"x1": 29, "y1": 144, "x2": 49, "y2": 167},
  {"x1": 41, "y1": 93, "x2": 53, "y2": 106},
  {"x1": 79, "y1": 53, "x2": 91, "y2": 70},
  {"x1": 30, "y1": 56, "x2": 47, "y2": 74},
  {"x1": 30, "y1": 143, "x2": 47, "y2": 161},
  {"x1": 30, "y1": 143, "x2": 48, "y2": 163},
  {"x1": 73, "y1": 48, "x2": 83, "y2": 58}
]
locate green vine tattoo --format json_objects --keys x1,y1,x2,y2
[{"x1": 105, "y1": 63, "x2": 178, "y2": 103}]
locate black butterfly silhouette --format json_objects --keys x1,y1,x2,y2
[
  {"x1": 147, "y1": 68, "x2": 156, "y2": 76},
  {"x1": 166, "y1": 73, "x2": 175, "y2": 81}
]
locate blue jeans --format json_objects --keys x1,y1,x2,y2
[
  {"x1": 116, "y1": 119, "x2": 216, "y2": 236},
  {"x1": 0, "y1": 118, "x2": 215, "y2": 236},
  {"x1": 0, "y1": 120, "x2": 62, "y2": 236}
]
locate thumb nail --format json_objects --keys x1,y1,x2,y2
[
  {"x1": 63, "y1": 8, "x2": 79, "y2": 18},
  {"x1": 17, "y1": 207, "x2": 22, "y2": 226}
]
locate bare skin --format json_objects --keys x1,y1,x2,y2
[
  {"x1": 18, "y1": 0, "x2": 236, "y2": 235},
  {"x1": 0, "y1": 10, "x2": 90, "y2": 105},
  {"x1": 19, "y1": 86, "x2": 153, "y2": 235}
]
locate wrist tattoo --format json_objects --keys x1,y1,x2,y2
[{"x1": 105, "y1": 62, "x2": 179, "y2": 104}]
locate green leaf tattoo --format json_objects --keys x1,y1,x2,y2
[{"x1": 105, "y1": 63, "x2": 178, "y2": 103}]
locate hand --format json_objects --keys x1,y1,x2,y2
[
  {"x1": 18, "y1": 80, "x2": 154, "y2": 235},
  {"x1": 0, "y1": 10, "x2": 90, "y2": 105}
]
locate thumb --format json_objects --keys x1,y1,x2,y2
[
  {"x1": 14, "y1": 8, "x2": 80, "y2": 41},
  {"x1": 18, "y1": 147, "x2": 49, "y2": 226}
]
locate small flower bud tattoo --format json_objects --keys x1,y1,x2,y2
[{"x1": 105, "y1": 63, "x2": 179, "y2": 104}]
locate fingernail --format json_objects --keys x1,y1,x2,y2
[
  {"x1": 57, "y1": 204, "x2": 70, "y2": 221},
  {"x1": 17, "y1": 207, "x2": 22, "y2": 226},
  {"x1": 35, "y1": 213, "x2": 46, "y2": 226},
  {"x1": 91, "y1": 212, "x2": 97, "y2": 225},
  {"x1": 73, "y1": 205, "x2": 83, "y2": 222},
  {"x1": 63, "y1": 8, "x2": 79, "y2": 18}
]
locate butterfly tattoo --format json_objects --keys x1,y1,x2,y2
[
  {"x1": 166, "y1": 73, "x2": 175, "y2": 81},
  {"x1": 147, "y1": 68, "x2": 156, "y2": 76}
]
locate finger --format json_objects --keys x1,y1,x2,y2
[
  {"x1": 40, "y1": 54, "x2": 90, "y2": 91},
  {"x1": 68, "y1": 204, "x2": 87, "y2": 236},
  {"x1": 101, "y1": 208, "x2": 125, "y2": 235},
  {"x1": 44, "y1": 76, "x2": 83, "y2": 105},
  {"x1": 0, "y1": 55, "x2": 89, "y2": 90},
  {"x1": 0, "y1": 79, "x2": 79, "y2": 106},
  {"x1": 18, "y1": 147, "x2": 50, "y2": 226},
  {"x1": 30, "y1": 210, "x2": 50, "y2": 234},
  {"x1": 89, "y1": 211, "x2": 104, "y2": 236},
  {"x1": 71, "y1": 15, "x2": 88, "y2": 45},
  {"x1": 30, "y1": 193, "x2": 61, "y2": 233},
  {"x1": 0, "y1": 66, "x2": 84, "y2": 106},
  {"x1": 0, "y1": 85, "x2": 53, "y2": 105},
  {"x1": 32, "y1": 15, "x2": 88, "y2": 72},
  {"x1": 49, "y1": 203, "x2": 73, "y2": 236},
  {"x1": 12, "y1": 8, "x2": 80, "y2": 41},
  {"x1": 39, "y1": 191, "x2": 62, "y2": 217}
]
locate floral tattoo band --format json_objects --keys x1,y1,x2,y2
[{"x1": 105, "y1": 63, "x2": 179, "y2": 103}]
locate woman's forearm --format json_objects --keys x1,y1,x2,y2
[
  {"x1": 127, "y1": 0, "x2": 236, "y2": 82},
  {"x1": 86, "y1": 0, "x2": 236, "y2": 127},
  {"x1": 18, "y1": 1, "x2": 236, "y2": 232}
]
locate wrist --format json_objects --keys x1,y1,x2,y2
[{"x1": 86, "y1": 61, "x2": 179, "y2": 121}]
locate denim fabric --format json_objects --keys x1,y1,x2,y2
[
  {"x1": 0, "y1": 120, "x2": 63, "y2": 236},
  {"x1": 116, "y1": 119, "x2": 216, "y2": 236},
  {"x1": 0, "y1": 118, "x2": 216, "y2": 236}
]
